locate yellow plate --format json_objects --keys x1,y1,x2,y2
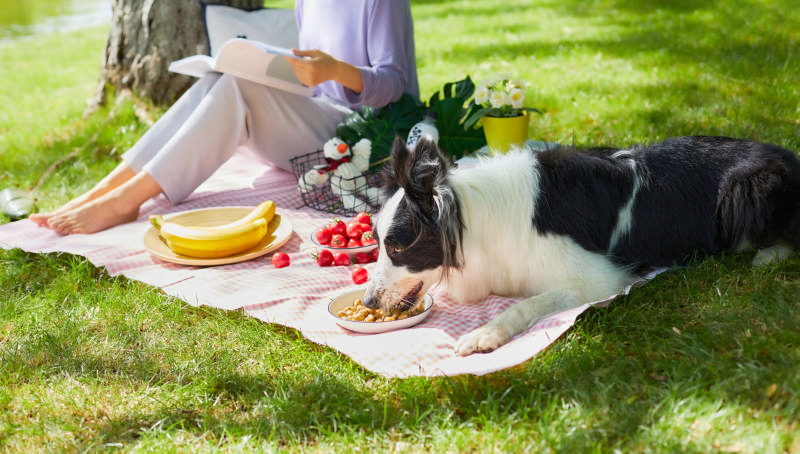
[{"x1": 143, "y1": 206, "x2": 292, "y2": 266}]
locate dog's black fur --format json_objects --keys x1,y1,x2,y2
[{"x1": 534, "y1": 136, "x2": 800, "y2": 271}]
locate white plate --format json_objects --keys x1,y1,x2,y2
[
  {"x1": 310, "y1": 231, "x2": 377, "y2": 258},
  {"x1": 143, "y1": 206, "x2": 292, "y2": 266},
  {"x1": 328, "y1": 289, "x2": 433, "y2": 334}
]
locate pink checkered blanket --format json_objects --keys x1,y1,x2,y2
[{"x1": 0, "y1": 155, "x2": 662, "y2": 377}]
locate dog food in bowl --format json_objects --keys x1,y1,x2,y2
[
  {"x1": 328, "y1": 290, "x2": 433, "y2": 334},
  {"x1": 337, "y1": 298, "x2": 425, "y2": 322}
]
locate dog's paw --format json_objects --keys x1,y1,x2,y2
[{"x1": 454, "y1": 326, "x2": 508, "y2": 356}]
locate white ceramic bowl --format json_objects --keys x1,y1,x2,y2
[
  {"x1": 328, "y1": 290, "x2": 433, "y2": 334},
  {"x1": 310, "y1": 232, "x2": 377, "y2": 258}
]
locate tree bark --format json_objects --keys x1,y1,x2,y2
[{"x1": 90, "y1": 0, "x2": 263, "y2": 109}]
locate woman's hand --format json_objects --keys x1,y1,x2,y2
[{"x1": 285, "y1": 49, "x2": 363, "y2": 94}]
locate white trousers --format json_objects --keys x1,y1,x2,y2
[{"x1": 122, "y1": 73, "x2": 352, "y2": 204}]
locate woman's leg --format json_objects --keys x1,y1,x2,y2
[
  {"x1": 34, "y1": 75, "x2": 348, "y2": 234},
  {"x1": 45, "y1": 171, "x2": 163, "y2": 235},
  {"x1": 31, "y1": 75, "x2": 223, "y2": 232}
]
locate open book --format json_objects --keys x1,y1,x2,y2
[{"x1": 168, "y1": 38, "x2": 314, "y2": 97}]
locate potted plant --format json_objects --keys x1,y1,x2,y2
[{"x1": 464, "y1": 74, "x2": 542, "y2": 153}]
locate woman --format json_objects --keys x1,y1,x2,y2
[{"x1": 31, "y1": 0, "x2": 418, "y2": 234}]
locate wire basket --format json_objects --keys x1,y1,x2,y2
[{"x1": 290, "y1": 149, "x2": 382, "y2": 217}]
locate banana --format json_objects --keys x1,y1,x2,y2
[
  {"x1": 148, "y1": 201, "x2": 276, "y2": 258},
  {"x1": 150, "y1": 215, "x2": 269, "y2": 259},
  {"x1": 200, "y1": 200, "x2": 276, "y2": 231}
]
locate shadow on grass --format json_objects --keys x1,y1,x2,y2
[{"x1": 3, "y1": 248, "x2": 797, "y2": 450}]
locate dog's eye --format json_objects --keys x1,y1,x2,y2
[{"x1": 385, "y1": 241, "x2": 404, "y2": 256}]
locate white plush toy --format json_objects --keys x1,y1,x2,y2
[{"x1": 297, "y1": 137, "x2": 379, "y2": 212}]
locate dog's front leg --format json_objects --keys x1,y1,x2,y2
[{"x1": 453, "y1": 287, "x2": 585, "y2": 356}]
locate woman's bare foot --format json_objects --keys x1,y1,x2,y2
[
  {"x1": 46, "y1": 195, "x2": 141, "y2": 235},
  {"x1": 37, "y1": 170, "x2": 163, "y2": 235},
  {"x1": 30, "y1": 193, "x2": 97, "y2": 227},
  {"x1": 30, "y1": 164, "x2": 137, "y2": 228}
]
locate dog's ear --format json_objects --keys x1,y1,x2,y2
[
  {"x1": 380, "y1": 135, "x2": 411, "y2": 197},
  {"x1": 402, "y1": 138, "x2": 452, "y2": 224}
]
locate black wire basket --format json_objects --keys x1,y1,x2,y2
[{"x1": 290, "y1": 149, "x2": 382, "y2": 217}]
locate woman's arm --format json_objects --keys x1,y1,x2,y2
[
  {"x1": 286, "y1": 49, "x2": 364, "y2": 94},
  {"x1": 289, "y1": 0, "x2": 418, "y2": 109}
]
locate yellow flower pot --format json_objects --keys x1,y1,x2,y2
[{"x1": 481, "y1": 112, "x2": 530, "y2": 154}]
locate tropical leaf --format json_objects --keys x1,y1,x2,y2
[
  {"x1": 427, "y1": 76, "x2": 486, "y2": 160},
  {"x1": 334, "y1": 76, "x2": 487, "y2": 165},
  {"x1": 336, "y1": 93, "x2": 425, "y2": 166}
]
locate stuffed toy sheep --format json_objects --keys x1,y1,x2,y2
[{"x1": 297, "y1": 137, "x2": 379, "y2": 212}]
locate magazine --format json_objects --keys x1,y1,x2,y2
[{"x1": 168, "y1": 38, "x2": 313, "y2": 97}]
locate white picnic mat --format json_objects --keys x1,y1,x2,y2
[{"x1": 0, "y1": 154, "x2": 662, "y2": 377}]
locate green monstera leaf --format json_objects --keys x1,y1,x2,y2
[
  {"x1": 334, "y1": 76, "x2": 487, "y2": 166},
  {"x1": 336, "y1": 93, "x2": 425, "y2": 167},
  {"x1": 426, "y1": 76, "x2": 486, "y2": 161}
]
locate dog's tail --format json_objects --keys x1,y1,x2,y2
[{"x1": 717, "y1": 144, "x2": 800, "y2": 253}]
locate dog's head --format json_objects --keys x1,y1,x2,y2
[{"x1": 362, "y1": 136, "x2": 463, "y2": 313}]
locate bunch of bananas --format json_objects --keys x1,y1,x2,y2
[{"x1": 150, "y1": 201, "x2": 276, "y2": 258}]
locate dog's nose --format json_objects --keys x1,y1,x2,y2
[{"x1": 362, "y1": 294, "x2": 379, "y2": 309}]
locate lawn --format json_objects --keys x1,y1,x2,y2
[{"x1": 1, "y1": 0, "x2": 799, "y2": 452}]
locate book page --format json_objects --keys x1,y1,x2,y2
[
  {"x1": 168, "y1": 39, "x2": 313, "y2": 97},
  {"x1": 168, "y1": 55, "x2": 215, "y2": 79},
  {"x1": 214, "y1": 39, "x2": 313, "y2": 97}
]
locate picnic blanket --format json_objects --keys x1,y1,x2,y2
[{"x1": 0, "y1": 154, "x2": 663, "y2": 377}]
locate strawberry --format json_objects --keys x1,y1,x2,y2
[
  {"x1": 347, "y1": 238, "x2": 362, "y2": 248},
  {"x1": 370, "y1": 247, "x2": 379, "y2": 262},
  {"x1": 346, "y1": 221, "x2": 369, "y2": 239},
  {"x1": 352, "y1": 211, "x2": 372, "y2": 226},
  {"x1": 315, "y1": 226, "x2": 332, "y2": 245},
  {"x1": 330, "y1": 233, "x2": 347, "y2": 248},
  {"x1": 314, "y1": 249, "x2": 334, "y2": 266},
  {"x1": 360, "y1": 231, "x2": 376, "y2": 246},
  {"x1": 271, "y1": 252, "x2": 290, "y2": 268},
  {"x1": 334, "y1": 252, "x2": 351, "y2": 266},
  {"x1": 354, "y1": 252, "x2": 371, "y2": 264},
  {"x1": 327, "y1": 219, "x2": 347, "y2": 237},
  {"x1": 351, "y1": 266, "x2": 368, "y2": 284}
]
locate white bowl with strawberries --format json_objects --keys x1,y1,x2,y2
[{"x1": 310, "y1": 211, "x2": 379, "y2": 265}]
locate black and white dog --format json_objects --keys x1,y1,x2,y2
[{"x1": 362, "y1": 136, "x2": 800, "y2": 356}]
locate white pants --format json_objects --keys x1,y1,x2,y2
[{"x1": 122, "y1": 73, "x2": 352, "y2": 204}]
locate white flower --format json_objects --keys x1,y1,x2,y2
[
  {"x1": 474, "y1": 85, "x2": 490, "y2": 105},
  {"x1": 509, "y1": 88, "x2": 525, "y2": 109},
  {"x1": 510, "y1": 78, "x2": 528, "y2": 90},
  {"x1": 496, "y1": 72, "x2": 513, "y2": 83},
  {"x1": 489, "y1": 90, "x2": 509, "y2": 109}
]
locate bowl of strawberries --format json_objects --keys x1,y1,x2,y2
[{"x1": 311, "y1": 211, "x2": 379, "y2": 262}]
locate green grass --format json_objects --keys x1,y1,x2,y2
[{"x1": 2, "y1": 0, "x2": 800, "y2": 451}]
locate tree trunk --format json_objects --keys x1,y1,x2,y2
[{"x1": 90, "y1": 0, "x2": 263, "y2": 109}]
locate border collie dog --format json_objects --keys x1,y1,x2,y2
[{"x1": 363, "y1": 136, "x2": 800, "y2": 356}]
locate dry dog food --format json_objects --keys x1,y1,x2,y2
[{"x1": 337, "y1": 298, "x2": 424, "y2": 322}]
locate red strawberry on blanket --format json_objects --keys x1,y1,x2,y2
[
  {"x1": 314, "y1": 249, "x2": 334, "y2": 266},
  {"x1": 271, "y1": 252, "x2": 290, "y2": 268},
  {"x1": 351, "y1": 266, "x2": 368, "y2": 284},
  {"x1": 334, "y1": 252, "x2": 351, "y2": 266}
]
